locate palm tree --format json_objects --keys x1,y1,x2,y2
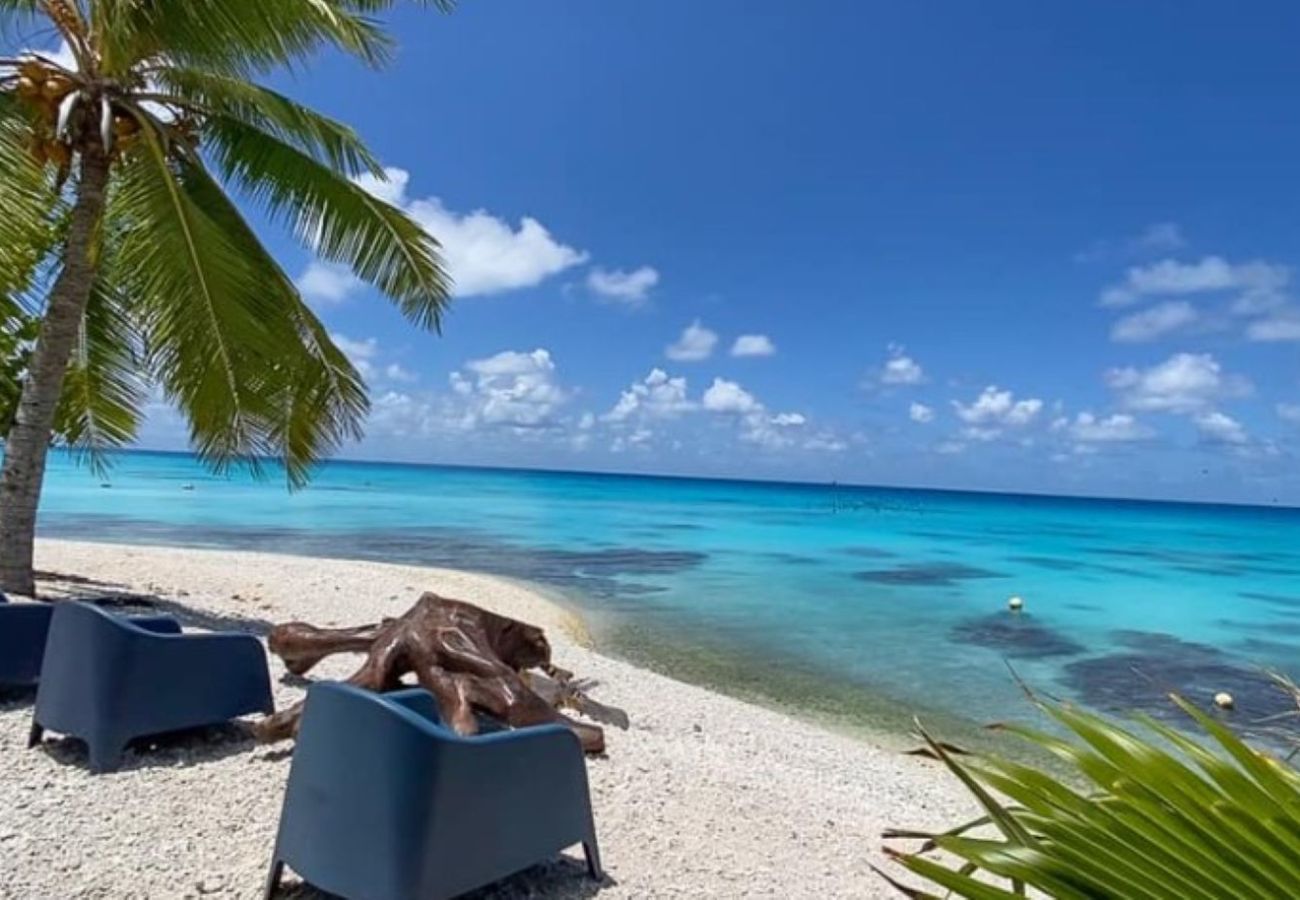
[{"x1": 0, "y1": 1, "x2": 453, "y2": 595}]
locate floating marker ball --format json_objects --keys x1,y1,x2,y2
[
  {"x1": 1008, "y1": 595, "x2": 1024, "y2": 611},
  {"x1": 1214, "y1": 692, "x2": 1234, "y2": 710}
]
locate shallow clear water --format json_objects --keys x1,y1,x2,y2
[{"x1": 35, "y1": 450, "x2": 1300, "y2": 738}]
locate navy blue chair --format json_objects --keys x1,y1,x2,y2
[
  {"x1": 0, "y1": 594, "x2": 52, "y2": 688},
  {"x1": 264, "y1": 682, "x2": 602, "y2": 900},
  {"x1": 0, "y1": 596, "x2": 182, "y2": 689},
  {"x1": 28, "y1": 600, "x2": 274, "y2": 772}
]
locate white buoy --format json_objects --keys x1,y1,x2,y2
[
  {"x1": 1214, "y1": 692, "x2": 1235, "y2": 710},
  {"x1": 1008, "y1": 595, "x2": 1024, "y2": 612}
]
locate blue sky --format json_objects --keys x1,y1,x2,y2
[{"x1": 126, "y1": 3, "x2": 1299, "y2": 503}]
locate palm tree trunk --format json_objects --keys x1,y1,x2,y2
[{"x1": 0, "y1": 146, "x2": 110, "y2": 596}]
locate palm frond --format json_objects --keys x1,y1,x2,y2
[
  {"x1": 0, "y1": 96, "x2": 60, "y2": 301},
  {"x1": 203, "y1": 114, "x2": 450, "y2": 330},
  {"x1": 150, "y1": 68, "x2": 382, "y2": 176},
  {"x1": 882, "y1": 698, "x2": 1300, "y2": 899},
  {"x1": 54, "y1": 252, "x2": 147, "y2": 473},
  {"x1": 112, "y1": 109, "x2": 289, "y2": 469},
  {"x1": 94, "y1": 0, "x2": 396, "y2": 77}
]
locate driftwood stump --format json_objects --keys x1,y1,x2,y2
[{"x1": 251, "y1": 592, "x2": 614, "y2": 754}]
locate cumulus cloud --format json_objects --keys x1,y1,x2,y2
[
  {"x1": 1110, "y1": 300, "x2": 1199, "y2": 343},
  {"x1": 1194, "y1": 410, "x2": 1249, "y2": 445},
  {"x1": 355, "y1": 167, "x2": 587, "y2": 297},
  {"x1": 665, "y1": 320, "x2": 718, "y2": 362},
  {"x1": 605, "y1": 369, "x2": 694, "y2": 422},
  {"x1": 952, "y1": 386, "x2": 1044, "y2": 429},
  {"x1": 384, "y1": 363, "x2": 418, "y2": 383},
  {"x1": 1058, "y1": 412, "x2": 1152, "y2": 443},
  {"x1": 731, "y1": 334, "x2": 777, "y2": 357},
  {"x1": 1105, "y1": 353, "x2": 1251, "y2": 413},
  {"x1": 448, "y1": 348, "x2": 568, "y2": 429},
  {"x1": 879, "y1": 344, "x2": 925, "y2": 385},
  {"x1": 329, "y1": 333, "x2": 379, "y2": 379},
  {"x1": 1075, "y1": 222, "x2": 1187, "y2": 263},
  {"x1": 297, "y1": 262, "x2": 363, "y2": 304},
  {"x1": 701, "y1": 378, "x2": 812, "y2": 449},
  {"x1": 1100, "y1": 256, "x2": 1289, "y2": 309},
  {"x1": 909, "y1": 402, "x2": 934, "y2": 424},
  {"x1": 586, "y1": 266, "x2": 660, "y2": 306},
  {"x1": 702, "y1": 378, "x2": 762, "y2": 414},
  {"x1": 1133, "y1": 223, "x2": 1187, "y2": 253},
  {"x1": 1279, "y1": 403, "x2": 1300, "y2": 424},
  {"x1": 1246, "y1": 315, "x2": 1300, "y2": 342}
]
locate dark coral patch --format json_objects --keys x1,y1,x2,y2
[
  {"x1": 841, "y1": 546, "x2": 897, "y2": 559},
  {"x1": 1007, "y1": 555, "x2": 1089, "y2": 572},
  {"x1": 854, "y1": 562, "x2": 1006, "y2": 587},
  {"x1": 1241, "y1": 591, "x2": 1300, "y2": 608},
  {"x1": 1062, "y1": 630, "x2": 1297, "y2": 734},
  {"x1": 951, "y1": 614, "x2": 1086, "y2": 659}
]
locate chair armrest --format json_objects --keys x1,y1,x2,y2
[
  {"x1": 126, "y1": 615, "x2": 182, "y2": 635},
  {"x1": 382, "y1": 687, "x2": 444, "y2": 726}
]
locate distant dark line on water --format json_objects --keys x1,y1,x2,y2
[{"x1": 77, "y1": 447, "x2": 1300, "y2": 515}]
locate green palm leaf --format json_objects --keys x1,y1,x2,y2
[
  {"x1": 882, "y1": 698, "x2": 1300, "y2": 899},
  {"x1": 203, "y1": 114, "x2": 450, "y2": 330}
]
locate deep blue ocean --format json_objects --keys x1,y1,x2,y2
[{"x1": 34, "y1": 450, "x2": 1300, "y2": 741}]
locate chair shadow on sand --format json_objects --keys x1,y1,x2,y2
[
  {"x1": 35, "y1": 569, "x2": 280, "y2": 637},
  {"x1": 274, "y1": 857, "x2": 615, "y2": 899}
]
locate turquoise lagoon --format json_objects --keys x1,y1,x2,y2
[{"x1": 35, "y1": 450, "x2": 1300, "y2": 740}]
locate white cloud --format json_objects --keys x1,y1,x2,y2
[
  {"x1": 879, "y1": 344, "x2": 925, "y2": 385},
  {"x1": 1194, "y1": 410, "x2": 1249, "y2": 445},
  {"x1": 355, "y1": 167, "x2": 588, "y2": 297},
  {"x1": 448, "y1": 348, "x2": 568, "y2": 429},
  {"x1": 1076, "y1": 223, "x2": 1187, "y2": 263},
  {"x1": 731, "y1": 334, "x2": 777, "y2": 358},
  {"x1": 1278, "y1": 403, "x2": 1300, "y2": 424},
  {"x1": 702, "y1": 378, "x2": 762, "y2": 414},
  {"x1": 384, "y1": 363, "x2": 418, "y2": 383},
  {"x1": 605, "y1": 369, "x2": 694, "y2": 422},
  {"x1": 1105, "y1": 353, "x2": 1251, "y2": 413},
  {"x1": 586, "y1": 266, "x2": 660, "y2": 306},
  {"x1": 330, "y1": 333, "x2": 378, "y2": 379},
  {"x1": 1061, "y1": 412, "x2": 1152, "y2": 443},
  {"x1": 701, "y1": 378, "x2": 811, "y2": 449},
  {"x1": 352, "y1": 168, "x2": 411, "y2": 206},
  {"x1": 1110, "y1": 300, "x2": 1199, "y2": 343},
  {"x1": 297, "y1": 262, "x2": 362, "y2": 304},
  {"x1": 909, "y1": 402, "x2": 935, "y2": 424},
  {"x1": 1246, "y1": 315, "x2": 1300, "y2": 342},
  {"x1": 1100, "y1": 256, "x2": 1289, "y2": 308},
  {"x1": 665, "y1": 320, "x2": 718, "y2": 362},
  {"x1": 952, "y1": 386, "x2": 1043, "y2": 429},
  {"x1": 1133, "y1": 223, "x2": 1187, "y2": 254}
]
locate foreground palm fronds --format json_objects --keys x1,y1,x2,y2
[{"x1": 879, "y1": 694, "x2": 1300, "y2": 899}]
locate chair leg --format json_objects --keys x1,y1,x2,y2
[
  {"x1": 262, "y1": 858, "x2": 284, "y2": 900},
  {"x1": 88, "y1": 741, "x2": 124, "y2": 775},
  {"x1": 583, "y1": 838, "x2": 603, "y2": 881},
  {"x1": 26, "y1": 720, "x2": 43, "y2": 749}
]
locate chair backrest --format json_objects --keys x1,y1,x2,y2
[
  {"x1": 35, "y1": 602, "x2": 144, "y2": 727},
  {"x1": 278, "y1": 683, "x2": 450, "y2": 900}
]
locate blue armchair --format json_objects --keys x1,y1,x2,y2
[
  {"x1": 0, "y1": 596, "x2": 53, "y2": 688},
  {"x1": 28, "y1": 600, "x2": 274, "y2": 772},
  {"x1": 264, "y1": 682, "x2": 602, "y2": 900},
  {"x1": 1, "y1": 596, "x2": 183, "y2": 689}
]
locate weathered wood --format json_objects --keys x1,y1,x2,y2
[{"x1": 252, "y1": 592, "x2": 620, "y2": 754}]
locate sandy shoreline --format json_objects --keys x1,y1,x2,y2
[{"x1": 1, "y1": 539, "x2": 979, "y2": 899}]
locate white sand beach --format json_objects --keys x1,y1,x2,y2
[{"x1": 0, "y1": 540, "x2": 979, "y2": 899}]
